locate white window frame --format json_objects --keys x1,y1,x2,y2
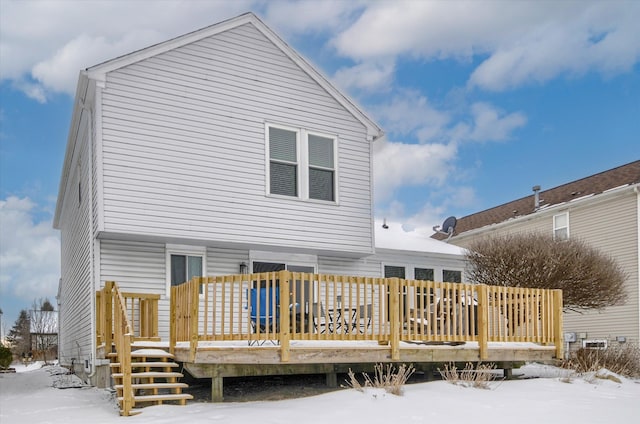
[
  {"x1": 553, "y1": 212, "x2": 570, "y2": 241},
  {"x1": 265, "y1": 123, "x2": 338, "y2": 203},
  {"x1": 165, "y1": 244, "x2": 207, "y2": 297}
]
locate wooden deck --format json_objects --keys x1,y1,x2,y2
[{"x1": 97, "y1": 272, "x2": 563, "y2": 408}]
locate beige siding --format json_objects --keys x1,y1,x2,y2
[
  {"x1": 99, "y1": 22, "x2": 374, "y2": 256},
  {"x1": 452, "y1": 189, "x2": 640, "y2": 347},
  {"x1": 562, "y1": 193, "x2": 639, "y2": 346}
]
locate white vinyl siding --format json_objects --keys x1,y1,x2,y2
[
  {"x1": 57, "y1": 119, "x2": 93, "y2": 376},
  {"x1": 99, "y1": 23, "x2": 373, "y2": 256}
]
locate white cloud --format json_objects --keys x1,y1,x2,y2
[
  {"x1": 0, "y1": 0, "x2": 256, "y2": 100},
  {"x1": 263, "y1": 0, "x2": 365, "y2": 35},
  {"x1": 333, "y1": 60, "x2": 396, "y2": 92},
  {"x1": 372, "y1": 91, "x2": 450, "y2": 142},
  {"x1": 31, "y1": 31, "x2": 163, "y2": 96},
  {"x1": 0, "y1": 196, "x2": 60, "y2": 303},
  {"x1": 373, "y1": 138, "x2": 457, "y2": 202},
  {"x1": 465, "y1": 102, "x2": 527, "y2": 142},
  {"x1": 332, "y1": 1, "x2": 640, "y2": 91}
]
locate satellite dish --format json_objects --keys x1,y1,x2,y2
[{"x1": 432, "y1": 216, "x2": 457, "y2": 241}]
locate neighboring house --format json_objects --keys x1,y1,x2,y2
[
  {"x1": 53, "y1": 13, "x2": 467, "y2": 382},
  {"x1": 434, "y1": 160, "x2": 640, "y2": 350},
  {"x1": 29, "y1": 310, "x2": 58, "y2": 359}
]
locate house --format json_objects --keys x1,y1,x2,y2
[
  {"x1": 434, "y1": 160, "x2": 640, "y2": 350},
  {"x1": 53, "y1": 12, "x2": 474, "y2": 382},
  {"x1": 28, "y1": 310, "x2": 58, "y2": 361}
]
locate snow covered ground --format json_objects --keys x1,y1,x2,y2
[{"x1": 1, "y1": 361, "x2": 638, "y2": 424}]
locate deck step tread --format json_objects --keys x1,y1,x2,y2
[
  {"x1": 110, "y1": 362, "x2": 179, "y2": 368},
  {"x1": 112, "y1": 371, "x2": 184, "y2": 379},
  {"x1": 118, "y1": 394, "x2": 193, "y2": 402},
  {"x1": 114, "y1": 382, "x2": 188, "y2": 390},
  {"x1": 107, "y1": 351, "x2": 174, "y2": 360}
]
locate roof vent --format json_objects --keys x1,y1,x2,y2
[
  {"x1": 382, "y1": 218, "x2": 389, "y2": 229},
  {"x1": 532, "y1": 185, "x2": 541, "y2": 211}
]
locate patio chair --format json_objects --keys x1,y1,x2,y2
[
  {"x1": 249, "y1": 287, "x2": 280, "y2": 345},
  {"x1": 357, "y1": 304, "x2": 373, "y2": 333},
  {"x1": 311, "y1": 302, "x2": 329, "y2": 333}
]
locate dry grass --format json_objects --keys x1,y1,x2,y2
[
  {"x1": 561, "y1": 344, "x2": 640, "y2": 378},
  {"x1": 438, "y1": 362, "x2": 498, "y2": 389},
  {"x1": 346, "y1": 363, "x2": 415, "y2": 395}
]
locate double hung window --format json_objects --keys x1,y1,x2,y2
[
  {"x1": 553, "y1": 212, "x2": 569, "y2": 240},
  {"x1": 267, "y1": 124, "x2": 337, "y2": 202}
]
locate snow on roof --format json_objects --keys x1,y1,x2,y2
[{"x1": 374, "y1": 220, "x2": 466, "y2": 256}]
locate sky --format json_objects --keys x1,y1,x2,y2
[
  {"x1": 1, "y1": 0, "x2": 639, "y2": 331},
  {"x1": 1, "y1": 361, "x2": 638, "y2": 423}
]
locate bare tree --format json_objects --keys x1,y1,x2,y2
[
  {"x1": 465, "y1": 233, "x2": 626, "y2": 312},
  {"x1": 29, "y1": 298, "x2": 58, "y2": 364}
]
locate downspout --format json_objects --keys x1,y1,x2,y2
[{"x1": 635, "y1": 185, "x2": 640, "y2": 346}]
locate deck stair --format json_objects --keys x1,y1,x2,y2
[{"x1": 108, "y1": 348, "x2": 193, "y2": 415}]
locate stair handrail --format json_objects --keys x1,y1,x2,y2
[{"x1": 107, "y1": 281, "x2": 135, "y2": 416}]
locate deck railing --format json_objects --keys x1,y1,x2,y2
[
  {"x1": 95, "y1": 282, "x2": 135, "y2": 416},
  {"x1": 170, "y1": 272, "x2": 563, "y2": 361},
  {"x1": 97, "y1": 288, "x2": 160, "y2": 348}
]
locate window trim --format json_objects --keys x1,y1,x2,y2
[
  {"x1": 165, "y1": 244, "x2": 206, "y2": 297},
  {"x1": 553, "y1": 212, "x2": 570, "y2": 240},
  {"x1": 265, "y1": 123, "x2": 338, "y2": 203}
]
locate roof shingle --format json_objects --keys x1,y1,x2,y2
[{"x1": 433, "y1": 160, "x2": 640, "y2": 240}]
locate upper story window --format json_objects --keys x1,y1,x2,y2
[
  {"x1": 553, "y1": 212, "x2": 569, "y2": 241},
  {"x1": 267, "y1": 124, "x2": 337, "y2": 202}
]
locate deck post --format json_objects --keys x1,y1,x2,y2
[
  {"x1": 189, "y1": 277, "x2": 200, "y2": 362},
  {"x1": 477, "y1": 284, "x2": 489, "y2": 360},
  {"x1": 105, "y1": 281, "x2": 113, "y2": 352},
  {"x1": 553, "y1": 289, "x2": 563, "y2": 359},
  {"x1": 169, "y1": 286, "x2": 176, "y2": 355},
  {"x1": 211, "y1": 375, "x2": 224, "y2": 402},
  {"x1": 280, "y1": 271, "x2": 291, "y2": 362},
  {"x1": 390, "y1": 278, "x2": 400, "y2": 360}
]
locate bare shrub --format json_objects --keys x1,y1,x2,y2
[
  {"x1": 346, "y1": 363, "x2": 415, "y2": 395},
  {"x1": 438, "y1": 362, "x2": 498, "y2": 389},
  {"x1": 562, "y1": 344, "x2": 640, "y2": 378},
  {"x1": 466, "y1": 233, "x2": 626, "y2": 312}
]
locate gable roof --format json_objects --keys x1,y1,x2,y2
[
  {"x1": 54, "y1": 12, "x2": 383, "y2": 228},
  {"x1": 433, "y1": 160, "x2": 640, "y2": 240},
  {"x1": 85, "y1": 12, "x2": 383, "y2": 139}
]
